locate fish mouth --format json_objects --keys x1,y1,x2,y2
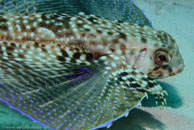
[{"x1": 169, "y1": 63, "x2": 185, "y2": 76}]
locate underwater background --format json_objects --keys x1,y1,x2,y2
[{"x1": 0, "y1": 0, "x2": 193, "y2": 130}]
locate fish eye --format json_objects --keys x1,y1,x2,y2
[{"x1": 154, "y1": 49, "x2": 170, "y2": 65}]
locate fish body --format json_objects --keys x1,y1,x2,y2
[
  {"x1": 0, "y1": 0, "x2": 184, "y2": 130},
  {"x1": 0, "y1": 13, "x2": 184, "y2": 77}
]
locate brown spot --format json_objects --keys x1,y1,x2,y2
[
  {"x1": 97, "y1": 30, "x2": 102, "y2": 34},
  {"x1": 57, "y1": 56, "x2": 65, "y2": 61},
  {"x1": 163, "y1": 33, "x2": 168, "y2": 41},
  {"x1": 107, "y1": 31, "x2": 113, "y2": 35},
  {"x1": 157, "y1": 34, "x2": 165, "y2": 43},
  {"x1": 0, "y1": 45, "x2": 2, "y2": 54},
  {"x1": 156, "y1": 71, "x2": 163, "y2": 77},
  {"x1": 110, "y1": 48, "x2": 115, "y2": 52},
  {"x1": 169, "y1": 72, "x2": 176, "y2": 76},
  {"x1": 60, "y1": 49, "x2": 68, "y2": 57},
  {"x1": 10, "y1": 43, "x2": 16, "y2": 48},
  {"x1": 34, "y1": 42, "x2": 39, "y2": 48},
  {"x1": 64, "y1": 32, "x2": 74, "y2": 38},
  {"x1": 86, "y1": 53, "x2": 93, "y2": 61},
  {"x1": 18, "y1": 53, "x2": 24, "y2": 58},
  {"x1": 119, "y1": 32, "x2": 127, "y2": 40},
  {"x1": 153, "y1": 66, "x2": 160, "y2": 71},
  {"x1": 168, "y1": 67, "x2": 173, "y2": 73},
  {"x1": 141, "y1": 37, "x2": 147, "y2": 43},
  {"x1": 0, "y1": 25, "x2": 8, "y2": 31},
  {"x1": 120, "y1": 72, "x2": 128, "y2": 76},
  {"x1": 128, "y1": 78, "x2": 135, "y2": 82},
  {"x1": 6, "y1": 46, "x2": 14, "y2": 51},
  {"x1": 87, "y1": 17, "x2": 98, "y2": 24},
  {"x1": 130, "y1": 83, "x2": 141, "y2": 88},
  {"x1": 147, "y1": 82, "x2": 155, "y2": 88},
  {"x1": 120, "y1": 44, "x2": 126, "y2": 50},
  {"x1": 41, "y1": 47, "x2": 47, "y2": 52},
  {"x1": 0, "y1": 16, "x2": 7, "y2": 23},
  {"x1": 84, "y1": 28, "x2": 90, "y2": 32},
  {"x1": 140, "y1": 48, "x2": 147, "y2": 52},
  {"x1": 112, "y1": 39, "x2": 119, "y2": 44},
  {"x1": 73, "y1": 52, "x2": 81, "y2": 59},
  {"x1": 62, "y1": 17, "x2": 71, "y2": 30}
]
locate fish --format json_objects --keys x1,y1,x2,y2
[{"x1": 0, "y1": 0, "x2": 184, "y2": 130}]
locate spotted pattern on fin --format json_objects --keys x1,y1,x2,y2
[
  {"x1": 0, "y1": 0, "x2": 152, "y2": 26},
  {"x1": 0, "y1": 37, "x2": 167, "y2": 130}
]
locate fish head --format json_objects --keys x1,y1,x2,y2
[
  {"x1": 124, "y1": 27, "x2": 184, "y2": 78},
  {"x1": 143, "y1": 30, "x2": 185, "y2": 78}
]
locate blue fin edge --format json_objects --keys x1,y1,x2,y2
[
  {"x1": 0, "y1": 94, "x2": 145, "y2": 130},
  {"x1": 87, "y1": 94, "x2": 146, "y2": 130},
  {"x1": 0, "y1": 98, "x2": 57, "y2": 130},
  {"x1": 130, "y1": 0, "x2": 152, "y2": 26}
]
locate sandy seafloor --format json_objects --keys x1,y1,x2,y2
[{"x1": 0, "y1": 0, "x2": 194, "y2": 130}]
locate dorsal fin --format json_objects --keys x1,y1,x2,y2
[
  {"x1": 0, "y1": 0, "x2": 152, "y2": 26},
  {"x1": 0, "y1": 0, "x2": 8, "y2": 13},
  {"x1": 0, "y1": 0, "x2": 36, "y2": 14},
  {"x1": 23, "y1": 0, "x2": 29, "y2": 14},
  {"x1": 12, "y1": 0, "x2": 19, "y2": 14}
]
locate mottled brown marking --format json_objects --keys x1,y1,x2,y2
[
  {"x1": 120, "y1": 44, "x2": 126, "y2": 50},
  {"x1": 62, "y1": 16, "x2": 71, "y2": 30},
  {"x1": 0, "y1": 16, "x2": 7, "y2": 23},
  {"x1": 10, "y1": 43, "x2": 16, "y2": 48},
  {"x1": 156, "y1": 71, "x2": 163, "y2": 77},
  {"x1": 0, "y1": 45, "x2": 2, "y2": 54},
  {"x1": 141, "y1": 37, "x2": 147, "y2": 43},
  {"x1": 97, "y1": 30, "x2": 102, "y2": 34},
  {"x1": 140, "y1": 48, "x2": 147, "y2": 52},
  {"x1": 84, "y1": 28, "x2": 90, "y2": 32},
  {"x1": 41, "y1": 47, "x2": 47, "y2": 52},
  {"x1": 130, "y1": 83, "x2": 141, "y2": 88},
  {"x1": 87, "y1": 17, "x2": 98, "y2": 24},
  {"x1": 120, "y1": 72, "x2": 128, "y2": 76},
  {"x1": 6, "y1": 46, "x2": 14, "y2": 51},
  {"x1": 147, "y1": 82, "x2": 154, "y2": 88},
  {"x1": 65, "y1": 32, "x2": 75, "y2": 38},
  {"x1": 57, "y1": 56, "x2": 65, "y2": 61},
  {"x1": 34, "y1": 42, "x2": 39, "y2": 48},
  {"x1": 86, "y1": 53, "x2": 93, "y2": 61},
  {"x1": 128, "y1": 78, "x2": 135, "y2": 82},
  {"x1": 107, "y1": 31, "x2": 113, "y2": 35},
  {"x1": 73, "y1": 52, "x2": 81, "y2": 59},
  {"x1": 153, "y1": 66, "x2": 160, "y2": 71},
  {"x1": 119, "y1": 32, "x2": 127, "y2": 40},
  {"x1": 112, "y1": 39, "x2": 119, "y2": 44},
  {"x1": 60, "y1": 49, "x2": 68, "y2": 57},
  {"x1": 168, "y1": 67, "x2": 173, "y2": 73},
  {"x1": 110, "y1": 48, "x2": 115, "y2": 52},
  {"x1": 163, "y1": 33, "x2": 168, "y2": 41},
  {"x1": 18, "y1": 53, "x2": 24, "y2": 58},
  {"x1": 157, "y1": 33, "x2": 165, "y2": 44},
  {"x1": 0, "y1": 25, "x2": 8, "y2": 31}
]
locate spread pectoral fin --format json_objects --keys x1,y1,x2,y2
[{"x1": 0, "y1": 42, "x2": 166, "y2": 130}]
